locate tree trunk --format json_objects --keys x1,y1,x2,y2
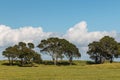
[
  {"x1": 8, "y1": 57, "x2": 11, "y2": 65},
  {"x1": 52, "y1": 57, "x2": 56, "y2": 65},
  {"x1": 21, "y1": 58, "x2": 24, "y2": 66},
  {"x1": 53, "y1": 59, "x2": 57, "y2": 65},
  {"x1": 110, "y1": 57, "x2": 113, "y2": 63},
  {"x1": 99, "y1": 56, "x2": 103, "y2": 64},
  {"x1": 95, "y1": 56, "x2": 98, "y2": 64},
  {"x1": 101, "y1": 57, "x2": 105, "y2": 64},
  {"x1": 69, "y1": 57, "x2": 73, "y2": 65},
  {"x1": 53, "y1": 54, "x2": 57, "y2": 65},
  {"x1": 52, "y1": 57, "x2": 55, "y2": 62},
  {"x1": 11, "y1": 58, "x2": 13, "y2": 65}
]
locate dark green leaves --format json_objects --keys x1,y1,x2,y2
[
  {"x1": 38, "y1": 37, "x2": 81, "y2": 65},
  {"x1": 2, "y1": 42, "x2": 42, "y2": 66},
  {"x1": 87, "y1": 36, "x2": 119, "y2": 63}
]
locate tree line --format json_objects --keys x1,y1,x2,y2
[
  {"x1": 2, "y1": 37, "x2": 81, "y2": 66},
  {"x1": 2, "y1": 36, "x2": 120, "y2": 66}
]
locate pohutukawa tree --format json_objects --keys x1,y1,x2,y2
[{"x1": 37, "y1": 37, "x2": 81, "y2": 65}]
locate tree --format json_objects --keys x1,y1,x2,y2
[
  {"x1": 100, "y1": 36, "x2": 118, "y2": 63},
  {"x1": 61, "y1": 39, "x2": 81, "y2": 65},
  {"x1": 18, "y1": 42, "x2": 27, "y2": 65},
  {"x1": 18, "y1": 42, "x2": 39, "y2": 66},
  {"x1": 38, "y1": 38, "x2": 62, "y2": 65},
  {"x1": 38, "y1": 37, "x2": 81, "y2": 65},
  {"x1": 114, "y1": 43, "x2": 120, "y2": 58},
  {"x1": 87, "y1": 41, "x2": 105, "y2": 64},
  {"x1": 3, "y1": 42, "x2": 42, "y2": 66},
  {"x1": 2, "y1": 46, "x2": 19, "y2": 65},
  {"x1": 87, "y1": 36, "x2": 119, "y2": 63}
]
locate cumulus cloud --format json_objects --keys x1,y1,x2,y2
[
  {"x1": 63, "y1": 21, "x2": 117, "y2": 47},
  {"x1": 0, "y1": 25, "x2": 55, "y2": 47}
]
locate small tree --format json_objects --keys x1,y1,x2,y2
[
  {"x1": 3, "y1": 42, "x2": 42, "y2": 66},
  {"x1": 2, "y1": 46, "x2": 19, "y2": 65}
]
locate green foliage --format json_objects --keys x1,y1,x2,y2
[
  {"x1": 33, "y1": 52, "x2": 42, "y2": 64},
  {"x1": 2, "y1": 42, "x2": 42, "y2": 66},
  {"x1": 38, "y1": 37, "x2": 81, "y2": 65},
  {"x1": 28, "y1": 43, "x2": 34, "y2": 49},
  {"x1": 87, "y1": 36, "x2": 119, "y2": 63},
  {"x1": 2, "y1": 46, "x2": 19, "y2": 65}
]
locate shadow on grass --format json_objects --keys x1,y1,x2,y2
[
  {"x1": 2, "y1": 62, "x2": 37, "y2": 67},
  {"x1": 86, "y1": 61, "x2": 96, "y2": 65},
  {"x1": 18, "y1": 64, "x2": 38, "y2": 67},
  {"x1": 57, "y1": 61, "x2": 76, "y2": 66},
  {"x1": 2, "y1": 63, "x2": 19, "y2": 66},
  {"x1": 42, "y1": 61, "x2": 76, "y2": 66}
]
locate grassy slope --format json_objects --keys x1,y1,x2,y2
[{"x1": 0, "y1": 61, "x2": 120, "y2": 80}]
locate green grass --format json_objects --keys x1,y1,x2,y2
[{"x1": 0, "y1": 60, "x2": 120, "y2": 80}]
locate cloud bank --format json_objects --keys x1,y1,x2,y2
[
  {"x1": 0, "y1": 25, "x2": 54, "y2": 47},
  {"x1": 64, "y1": 21, "x2": 116, "y2": 47},
  {"x1": 0, "y1": 21, "x2": 118, "y2": 60}
]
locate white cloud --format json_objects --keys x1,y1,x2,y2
[
  {"x1": 63, "y1": 21, "x2": 117, "y2": 47},
  {"x1": 0, "y1": 25, "x2": 54, "y2": 47}
]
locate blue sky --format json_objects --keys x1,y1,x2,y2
[{"x1": 0, "y1": 0, "x2": 120, "y2": 33}]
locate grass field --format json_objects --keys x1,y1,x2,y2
[{"x1": 0, "y1": 60, "x2": 120, "y2": 80}]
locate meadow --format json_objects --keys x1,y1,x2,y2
[{"x1": 0, "y1": 60, "x2": 120, "y2": 80}]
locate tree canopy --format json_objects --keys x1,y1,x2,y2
[
  {"x1": 37, "y1": 37, "x2": 81, "y2": 65},
  {"x1": 87, "y1": 36, "x2": 120, "y2": 63},
  {"x1": 2, "y1": 42, "x2": 42, "y2": 66}
]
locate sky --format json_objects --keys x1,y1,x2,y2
[{"x1": 0, "y1": 0, "x2": 120, "y2": 60}]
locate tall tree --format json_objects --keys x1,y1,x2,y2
[
  {"x1": 100, "y1": 36, "x2": 118, "y2": 63},
  {"x1": 38, "y1": 37, "x2": 81, "y2": 65},
  {"x1": 87, "y1": 36, "x2": 119, "y2": 63},
  {"x1": 87, "y1": 41, "x2": 105, "y2": 63},
  {"x1": 38, "y1": 38, "x2": 62, "y2": 65}
]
